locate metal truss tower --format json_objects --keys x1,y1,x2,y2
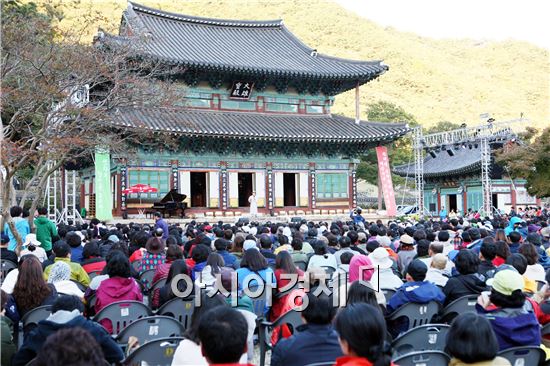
[{"x1": 414, "y1": 118, "x2": 524, "y2": 217}]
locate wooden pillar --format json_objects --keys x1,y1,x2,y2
[
  {"x1": 309, "y1": 163, "x2": 316, "y2": 210},
  {"x1": 120, "y1": 163, "x2": 127, "y2": 212},
  {"x1": 462, "y1": 187, "x2": 468, "y2": 215},
  {"x1": 266, "y1": 163, "x2": 274, "y2": 214},
  {"x1": 219, "y1": 162, "x2": 228, "y2": 210},
  {"x1": 437, "y1": 189, "x2": 442, "y2": 212},
  {"x1": 170, "y1": 160, "x2": 179, "y2": 191}
]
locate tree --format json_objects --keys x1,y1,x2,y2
[
  {"x1": 426, "y1": 120, "x2": 463, "y2": 134},
  {"x1": 1, "y1": 0, "x2": 180, "y2": 250},
  {"x1": 357, "y1": 101, "x2": 417, "y2": 185},
  {"x1": 495, "y1": 127, "x2": 550, "y2": 198}
]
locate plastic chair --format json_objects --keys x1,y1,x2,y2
[
  {"x1": 497, "y1": 346, "x2": 547, "y2": 366},
  {"x1": 93, "y1": 300, "x2": 151, "y2": 336},
  {"x1": 440, "y1": 294, "x2": 478, "y2": 322},
  {"x1": 391, "y1": 323, "x2": 450, "y2": 357},
  {"x1": 392, "y1": 350, "x2": 451, "y2": 366},
  {"x1": 22, "y1": 305, "x2": 52, "y2": 329},
  {"x1": 386, "y1": 301, "x2": 440, "y2": 333},
  {"x1": 148, "y1": 278, "x2": 167, "y2": 308},
  {"x1": 248, "y1": 285, "x2": 272, "y2": 319},
  {"x1": 86, "y1": 292, "x2": 98, "y2": 317},
  {"x1": 131, "y1": 260, "x2": 141, "y2": 273},
  {"x1": 1, "y1": 259, "x2": 17, "y2": 284},
  {"x1": 381, "y1": 288, "x2": 397, "y2": 304},
  {"x1": 122, "y1": 337, "x2": 184, "y2": 366},
  {"x1": 294, "y1": 260, "x2": 307, "y2": 271},
  {"x1": 157, "y1": 297, "x2": 195, "y2": 330},
  {"x1": 139, "y1": 269, "x2": 156, "y2": 291},
  {"x1": 257, "y1": 309, "x2": 305, "y2": 366},
  {"x1": 238, "y1": 309, "x2": 257, "y2": 363},
  {"x1": 115, "y1": 315, "x2": 185, "y2": 345},
  {"x1": 321, "y1": 266, "x2": 336, "y2": 277}
]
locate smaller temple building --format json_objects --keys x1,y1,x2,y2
[{"x1": 393, "y1": 145, "x2": 540, "y2": 215}]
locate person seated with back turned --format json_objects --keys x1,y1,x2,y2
[
  {"x1": 271, "y1": 292, "x2": 343, "y2": 366},
  {"x1": 386, "y1": 259, "x2": 445, "y2": 338},
  {"x1": 445, "y1": 312, "x2": 511, "y2": 366},
  {"x1": 12, "y1": 295, "x2": 124, "y2": 366},
  {"x1": 197, "y1": 306, "x2": 253, "y2": 366},
  {"x1": 32, "y1": 327, "x2": 108, "y2": 366},
  {"x1": 443, "y1": 249, "x2": 488, "y2": 306},
  {"x1": 334, "y1": 303, "x2": 396, "y2": 366},
  {"x1": 477, "y1": 267, "x2": 541, "y2": 350},
  {"x1": 425, "y1": 253, "x2": 449, "y2": 287},
  {"x1": 43, "y1": 241, "x2": 90, "y2": 287}
]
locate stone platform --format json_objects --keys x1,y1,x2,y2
[{"x1": 105, "y1": 212, "x2": 391, "y2": 225}]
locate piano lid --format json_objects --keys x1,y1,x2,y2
[{"x1": 158, "y1": 189, "x2": 187, "y2": 203}]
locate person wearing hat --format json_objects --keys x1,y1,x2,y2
[
  {"x1": 504, "y1": 216, "x2": 524, "y2": 236},
  {"x1": 369, "y1": 247, "x2": 402, "y2": 292},
  {"x1": 397, "y1": 234, "x2": 416, "y2": 276},
  {"x1": 477, "y1": 268, "x2": 541, "y2": 350},
  {"x1": 19, "y1": 234, "x2": 47, "y2": 263},
  {"x1": 44, "y1": 241, "x2": 90, "y2": 287},
  {"x1": 47, "y1": 261, "x2": 84, "y2": 298}
]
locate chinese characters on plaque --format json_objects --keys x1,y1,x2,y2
[{"x1": 230, "y1": 81, "x2": 254, "y2": 100}]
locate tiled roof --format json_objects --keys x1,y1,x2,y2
[
  {"x1": 120, "y1": 2, "x2": 388, "y2": 82},
  {"x1": 393, "y1": 146, "x2": 482, "y2": 178},
  {"x1": 109, "y1": 107, "x2": 409, "y2": 143}
]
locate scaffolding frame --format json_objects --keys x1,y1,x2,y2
[
  {"x1": 45, "y1": 164, "x2": 82, "y2": 225},
  {"x1": 414, "y1": 118, "x2": 524, "y2": 218}
]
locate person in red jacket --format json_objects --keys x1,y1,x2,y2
[
  {"x1": 95, "y1": 251, "x2": 143, "y2": 334},
  {"x1": 334, "y1": 303, "x2": 396, "y2": 366},
  {"x1": 81, "y1": 242, "x2": 106, "y2": 274}
]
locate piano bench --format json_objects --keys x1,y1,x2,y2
[{"x1": 144, "y1": 210, "x2": 156, "y2": 219}]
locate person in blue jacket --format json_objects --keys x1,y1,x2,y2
[
  {"x1": 12, "y1": 295, "x2": 124, "y2": 366},
  {"x1": 504, "y1": 216, "x2": 523, "y2": 236},
  {"x1": 477, "y1": 268, "x2": 541, "y2": 350},
  {"x1": 349, "y1": 207, "x2": 366, "y2": 226},
  {"x1": 387, "y1": 259, "x2": 446, "y2": 313},
  {"x1": 386, "y1": 259, "x2": 445, "y2": 337}
]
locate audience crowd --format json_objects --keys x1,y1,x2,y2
[{"x1": 0, "y1": 204, "x2": 549, "y2": 365}]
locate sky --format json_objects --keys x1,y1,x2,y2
[{"x1": 335, "y1": 0, "x2": 550, "y2": 49}]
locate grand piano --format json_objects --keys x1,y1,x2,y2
[{"x1": 151, "y1": 189, "x2": 187, "y2": 218}]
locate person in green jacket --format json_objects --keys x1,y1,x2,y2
[{"x1": 34, "y1": 207, "x2": 58, "y2": 256}]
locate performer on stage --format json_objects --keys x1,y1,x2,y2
[{"x1": 248, "y1": 191, "x2": 257, "y2": 216}]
